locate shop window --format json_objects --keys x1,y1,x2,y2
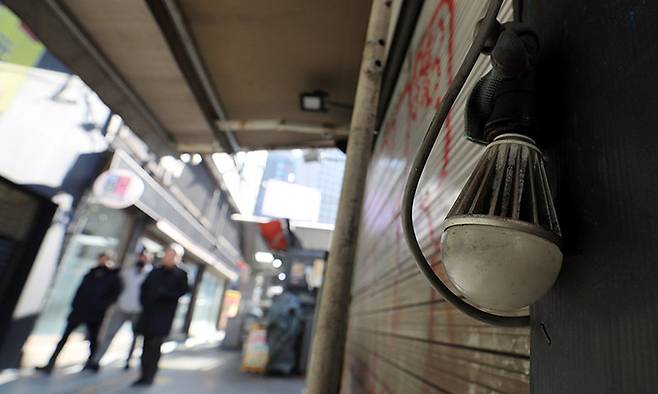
[{"x1": 189, "y1": 273, "x2": 225, "y2": 338}]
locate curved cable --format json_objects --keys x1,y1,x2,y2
[{"x1": 401, "y1": 0, "x2": 530, "y2": 327}]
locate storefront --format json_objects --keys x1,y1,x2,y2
[
  {"x1": 139, "y1": 225, "x2": 228, "y2": 340},
  {"x1": 111, "y1": 149, "x2": 239, "y2": 339},
  {"x1": 31, "y1": 149, "x2": 240, "y2": 347}
]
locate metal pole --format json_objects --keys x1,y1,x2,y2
[{"x1": 306, "y1": 1, "x2": 391, "y2": 392}]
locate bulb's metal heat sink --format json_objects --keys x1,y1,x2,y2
[{"x1": 444, "y1": 133, "x2": 561, "y2": 245}]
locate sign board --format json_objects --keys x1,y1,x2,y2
[
  {"x1": 241, "y1": 324, "x2": 269, "y2": 374},
  {"x1": 92, "y1": 168, "x2": 144, "y2": 209},
  {"x1": 261, "y1": 179, "x2": 321, "y2": 222}
]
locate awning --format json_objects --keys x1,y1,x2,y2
[{"x1": 6, "y1": 0, "x2": 373, "y2": 154}]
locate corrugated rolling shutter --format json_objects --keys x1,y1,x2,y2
[{"x1": 343, "y1": 1, "x2": 529, "y2": 393}]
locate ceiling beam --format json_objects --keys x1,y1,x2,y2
[
  {"x1": 216, "y1": 119, "x2": 349, "y2": 137},
  {"x1": 178, "y1": 139, "x2": 338, "y2": 154},
  {"x1": 146, "y1": 0, "x2": 240, "y2": 153}
]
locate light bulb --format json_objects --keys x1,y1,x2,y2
[
  {"x1": 440, "y1": 134, "x2": 562, "y2": 311},
  {"x1": 402, "y1": 4, "x2": 556, "y2": 325}
]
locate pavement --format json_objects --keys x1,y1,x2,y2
[{"x1": 0, "y1": 340, "x2": 305, "y2": 394}]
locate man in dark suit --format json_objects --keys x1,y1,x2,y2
[
  {"x1": 133, "y1": 243, "x2": 189, "y2": 386},
  {"x1": 36, "y1": 252, "x2": 122, "y2": 374}
]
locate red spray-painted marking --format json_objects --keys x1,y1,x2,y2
[
  {"x1": 353, "y1": 2, "x2": 456, "y2": 391},
  {"x1": 382, "y1": 0, "x2": 455, "y2": 178},
  {"x1": 359, "y1": 0, "x2": 456, "y2": 294},
  {"x1": 416, "y1": 3, "x2": 455, "y2": 393},
  {"x1": 365, "y1": 0, "x2": 455, "y2": 284}
]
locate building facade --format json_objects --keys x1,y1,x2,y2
[
  {"x1": 0, "y1": 5, "x2": 243, "y2": 368},
  {"x1": 254, "y1": 149, "x2": 345, "y2": 225}
]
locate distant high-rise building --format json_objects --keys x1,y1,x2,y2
[{"x1": 254, "y1": 149, "x2": 345, "y2": 225}]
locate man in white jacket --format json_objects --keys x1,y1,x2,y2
[{"x1": 84, "y1": 250, "x2": 153, "y2": 371}]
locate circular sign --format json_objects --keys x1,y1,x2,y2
[{"x1": 93, "y1": 168, "x2": 144, "y2": 209}]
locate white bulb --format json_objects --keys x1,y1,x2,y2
[
  {"x1": 441, "y1": 223, "x2": 562, "y2": 311},
  {"x1": 272, "y1": 259, "x2": 282, "y2": 268},
  {"x1": 278, "y1": 273, "x2": 287, "y2": 281}
]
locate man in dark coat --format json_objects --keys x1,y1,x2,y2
[
  {"x1": 36, "y1": 252, "x2": 122, "y2": 374},
  {"x1": 133, "y1": 243, "x2": 189, "y2": 386}
]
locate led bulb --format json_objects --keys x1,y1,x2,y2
[{"x1": 440, "y1": 134, "x2": 563, "y2": 311}]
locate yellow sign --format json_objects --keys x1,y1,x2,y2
[
  {"x1": 240, "y1": 324, "x2": 268, "y2": 374},
  {"x1": 0, "y1": 6, "x2": 46, "y2": 112},
  {"x1": 218, "y1": 290, "x2": 241, "y2": 329}
]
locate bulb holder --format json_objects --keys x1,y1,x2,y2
[{"x1": 440, "y1": 134, "x2": 562, "y2": 311}]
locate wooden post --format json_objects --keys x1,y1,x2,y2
[{"x1": 306, "y1": 1, "x2": 391, "y2": 392}]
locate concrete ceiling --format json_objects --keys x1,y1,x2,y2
[
  {"x1": 180, "y1": 0, "x2": 370, "y2": 148},
  {"x1": 6, "y1": 0, "x2": 373, "y2": 154}
]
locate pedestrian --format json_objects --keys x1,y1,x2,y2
[
  {"x1": 85, "y1": 250, "x2": 153, "y2": 371},
  {"x1": 132, "y1": 243, "x2": 189, "y2": 386},
  {"x1": 36, "y1": 251, "x2": 122, "y2": 374}
]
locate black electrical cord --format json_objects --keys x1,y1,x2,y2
[{"x1": 401, "y1": 0, "x2": 530, "y2": 327}]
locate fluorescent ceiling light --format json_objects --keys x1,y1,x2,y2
[{"x1": 255, "y1": 252, "x2": 274, "y2": 263}]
